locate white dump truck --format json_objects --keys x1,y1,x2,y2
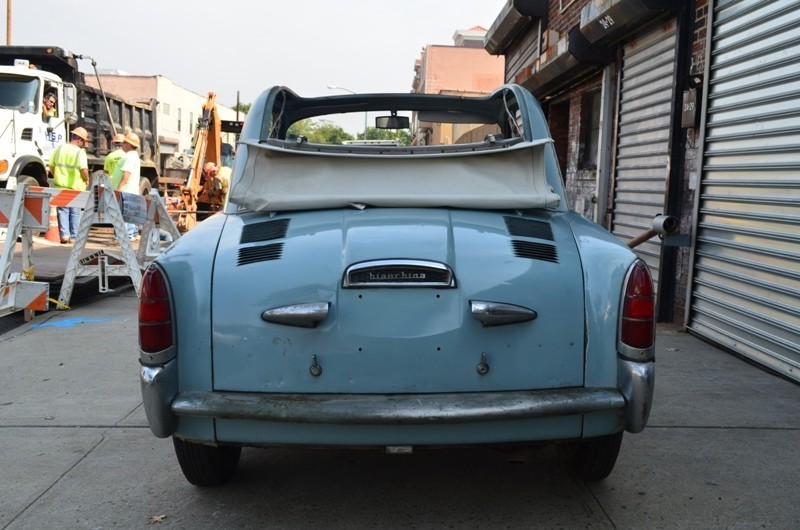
[{"x1": 0, "y1": 45, "x2": 159, "y2": 194}]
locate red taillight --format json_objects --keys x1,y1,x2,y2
[
  {"x1": 139, "y1": 266, "x2": 173, "y2": 353},
  {"x1": 620, "y1": 261, "x2": 655, "y2": 349}
]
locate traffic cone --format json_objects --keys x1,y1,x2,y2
[{"x1": 44, "y1": 205, "x2": 60, "y2": 243}]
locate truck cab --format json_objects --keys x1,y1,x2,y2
[
  {"x1": 0, "y1": 61, "x2": 77, "y2": 188},
  {"x1": 0, "y1": 46, "x2": 160, "y2": 194}
]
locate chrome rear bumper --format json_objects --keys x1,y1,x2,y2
[
  {"x1": 140, "y1": 358, "x2": 653, "y2": 438},
  {"x1": 170, "y1": 387, "x2": 624, "y2": 425}
]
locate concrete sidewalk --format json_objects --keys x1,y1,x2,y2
[{"x1": 1, "y1": 292, "x2": 798, "y2": 529}]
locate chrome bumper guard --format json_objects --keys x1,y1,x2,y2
[
  {"x1": 140, "y1": 360, "x2": 179, "y2": 438},
  {"x1": 617, "y1": 358, "x2": 655, "y2": 433}
]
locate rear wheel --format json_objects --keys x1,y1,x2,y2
[
  {"x1": 172, "y1": 437, "x2": 241, "y2": 486},
  {"x1": 570, "y1": 431, "x2": 623, "y2": 481},
  {"x1": 139, "y1": 177, "x2": 152, "y2": 196}
]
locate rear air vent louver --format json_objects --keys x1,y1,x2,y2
[
  {"x1": 238, "y1": 243, "x2": 284, "y2": 266},
  {"x1": 511, "y1": 240, "x2": 558, "y2": 263},
  {"x1": 21, "y1": 128, "x2": 33, "y2": 141},
  {"x1": 504, "y1": 216, "x2": 554, "y2": 241},
  {"x1": 240, "y1": 219, "x2": 290, "y2": 244}
]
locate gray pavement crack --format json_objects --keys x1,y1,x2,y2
[{"x1": 2, "y1": 431, "x2": 107, "y2": 530}]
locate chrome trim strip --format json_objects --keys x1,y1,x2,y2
[
  {"x1": 343, "y1": 259, "x2": 455, "y2": 288},
  {"x1": 261, "y1": 302, "x2": 330, "y2": 328},
  {"x1": 171, "y1": 388, "x2": 624, "y2": 425},
  {"x1": 470, "y1": 300, "x2": 538, "y2": 326}
]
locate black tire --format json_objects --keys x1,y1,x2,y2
[
  {"x1": 172, "y1": 437, "x2": 241, "y2": 486},
  {"x1": 139, "y1": 177, "x2": 152, "y2": 196},
  {"x1": 17, "y1": 175, "x2": 40, "y2": 188},
  {"x1": 571, "y1": 431, "x2": 623, "y2": 481}
]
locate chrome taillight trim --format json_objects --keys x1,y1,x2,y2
[
  {"x1": 617, "y1": 259, "x2": 655, "y2": 362},
  {"x1": 139, "y1": 264, "x2": 177, "y2": 365}
]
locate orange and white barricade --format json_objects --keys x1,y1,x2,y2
[
  {"x1": 0, "y1": 185, "x2": 51, "y2": 319},
  {"x1": 57, "y1": 173, "x2": 180, "y2": 309},
  {"x1": 29, "y1": 186, "x2": 92, "y2": 243},
  {"x1": 136, "y1": 190, "x2": 181, "y2": 266},
  {"x1": 31, "y1": 187, "x2": 92, "y2": 210}
]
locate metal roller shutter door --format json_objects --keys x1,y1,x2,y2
[
  {"x1": 610, "y1": 19, "x2": 678, "y2": 295},
  {"x1": 689, "y1": 0, "x2": 800, "y2": 381}
]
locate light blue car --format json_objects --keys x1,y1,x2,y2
[{"x1": 139, "y1": 84, "x2": 655, "y2": 486}]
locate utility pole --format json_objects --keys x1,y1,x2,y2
[{"x1": 6, "y1": 0, "x2": 11, "y2": 45}]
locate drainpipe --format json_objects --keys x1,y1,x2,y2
[{"x1": 595, "y1": 62, "x2": 616, "y2": 228}]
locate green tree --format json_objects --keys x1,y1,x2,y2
[
  {"x1": 358, "y1": 127, "x2": 412, "y2": 145},
  {"x1": 232, "y1": 102, "x2": 251, "y2": 115},
  {"x1": 287, "y1": 119, "x2": 354, "y2": 144}
]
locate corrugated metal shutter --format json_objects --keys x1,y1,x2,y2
[
  {"x1": 610, "y1": 19, "x2": 678, "y2": 294},
  {"x1": 689, "y1": 0, "x2": 800, "y2": 381}
]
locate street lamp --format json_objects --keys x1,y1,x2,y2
[{"x1": 326, "y1": 84, "x2": 368, "y2": 141}]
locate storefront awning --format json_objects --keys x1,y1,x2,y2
[
  {"x1": 580, "y1": 0, "x2": 680, "y2": 45},
  {"x1": 521, "y1": 26, "x2": 613, "y2": 98},
  {"x1": 485, "y1": 0, "x2": 548, "y2": 55}
]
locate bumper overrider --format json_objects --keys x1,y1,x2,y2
[{"x1": 140, "y1": 358, "x2": 654, "y2": 439}]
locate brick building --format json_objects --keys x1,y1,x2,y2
[
  {"x1": 483, "y1": 0, "x2": 800, "y2": 381},
  {"x1": 411, "y1": 27, "x2": 504, "y2": 145},
  {"x1": 84, "y1": 74, "x2": 239, "y2": 170}
]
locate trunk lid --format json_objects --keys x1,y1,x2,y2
[{"x1": 211, "y1": 208, "x2": 585, "y2": 393}]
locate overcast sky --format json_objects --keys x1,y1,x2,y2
[{"x1": 6, "y1": 0, "x2": 506, "y2": 134}]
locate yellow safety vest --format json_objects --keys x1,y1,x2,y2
[{"x1": 51, "y1": 143, "x2": 88, "y2": 191}]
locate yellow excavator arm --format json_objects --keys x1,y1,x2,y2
[{"x1": 172, "y1": 92, "x2": 238, "y2": 232}]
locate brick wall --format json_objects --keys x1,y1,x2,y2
[
  {"x1": 549, "y1": 0, "x2": 584, "y2": 35},
  {"x1": 692, "y1": 0, "x2": 709, "y2": 75},
  {"x1": 419, "y1": 45, "x2": 504, "y2": 95},
  {"x1": 673, "y1": 0, "x2": 709, "y2": 324}
]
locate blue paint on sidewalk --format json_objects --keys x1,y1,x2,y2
[{"x1": 33, "y1": 317, "x2": 115, "y2": 328}]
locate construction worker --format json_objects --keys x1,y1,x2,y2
[
  {"x1": 105, "y1": 133, "x2": 126, "y2": 184},
  {"x1": 196, "y1": 162, "x2": 220, "y2": 221},
  {"x1": 111, "y1": 132, "x2": 142, "y2": 239},
  {"x1": 41, "y1": 90, "x2": 57, "y2": 121},
  {"x1": 48, "y1": 127, "x2": 90, "y2": 244}
]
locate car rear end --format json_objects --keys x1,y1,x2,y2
[{"x1": 138, "y1": 84, "x2": 655, "y2": 485}]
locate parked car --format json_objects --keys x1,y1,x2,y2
[{"x1": 139, "y1": 84, "x2": 655, "y2": 486}]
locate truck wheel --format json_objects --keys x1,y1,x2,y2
[
  {"x1": 139, "y1": 177, "x2": 152, "y2": 196},
  {"x1": 570, "y1": 431, "x2": 623, "y2": 481},
  {"x1": 17, "y1": 175, "x2": 41, "y2": 188},
  {"x1": 172, "y1": 437, "x2": 241, "y2": 486}
]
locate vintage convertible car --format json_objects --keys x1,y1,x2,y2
[{"x1": 139, "y1": 84, "x2": 655, "y2": 486}]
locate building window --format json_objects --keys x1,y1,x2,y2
[
  {"x1": 189, "y1": 112, "x2": 194, "y2": 135},
  {"x1": 580, "y1": 90, "x2": 601, "y2": 171},
  {"x1": 162, "y1": 102, "x2": 170, "y2": 116},
  {"x1": 177, "y1": 108, "x2": 182, "y2": 133},
  {"x1": 547, "y1": 101, "x2": 570, "y2": 181}
]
